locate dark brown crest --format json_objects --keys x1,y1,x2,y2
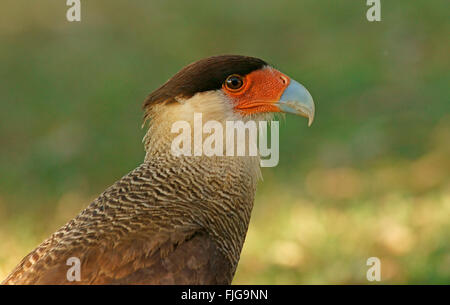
[{"x1": 143, "y1": 55, "x2": 267, "y2": 110}]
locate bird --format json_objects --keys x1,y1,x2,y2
[{"x1": 2, "y1": 55, "x2": 315, "y2": 285}]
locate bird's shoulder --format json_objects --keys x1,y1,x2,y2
[
  {"x1": 3, "y1": 229, "x2": 232, "y2": 284},
  {"x1": 3, "y1": 162, "x2": 232, "y2": 284}
]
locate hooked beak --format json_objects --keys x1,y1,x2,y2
[{"x1": 277, "y1": 79, "x2": 315, "y2": 126}]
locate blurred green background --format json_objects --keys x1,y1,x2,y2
[{"x1": 0, "y1": 0, "x2": 449, "y2": 284}]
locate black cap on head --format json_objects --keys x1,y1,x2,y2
[{"x1": 143, "y1": 55, "x2": 267, "y2": 109}]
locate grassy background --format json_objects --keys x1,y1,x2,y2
[{"x1": 0, "y1": 0, "x2": 449, "y2": 284}]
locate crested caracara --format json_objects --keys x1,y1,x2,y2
[{"x1": 3, "y1": 55, "x2": 315, "y2": 284}]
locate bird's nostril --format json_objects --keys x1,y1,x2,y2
[{"x1": 280, "y1": 75, "x2": 288, "y2": 85}]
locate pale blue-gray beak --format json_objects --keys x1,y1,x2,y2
[{"x1": 277, "y1": 79, "x2": 315, "y2": 126}]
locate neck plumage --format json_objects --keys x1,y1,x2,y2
[{"x1": 141, "y1": 99, "x2": 263, "y2": 271}]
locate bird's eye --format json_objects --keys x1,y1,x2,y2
[{"x1": 225, "y1": 74, "x2": 244, "y2": 91}]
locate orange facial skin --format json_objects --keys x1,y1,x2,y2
[{"x1": 222, "y1": 68, "x2": 290, "y2": 115}]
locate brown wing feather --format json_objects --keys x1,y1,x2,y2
[{"x1": 3, "y1": 230, "x2": 231, "y2": 285}]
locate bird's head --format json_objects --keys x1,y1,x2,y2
[{"x1": 142, "y1": 55, "x2": 315, "y2": 155}]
